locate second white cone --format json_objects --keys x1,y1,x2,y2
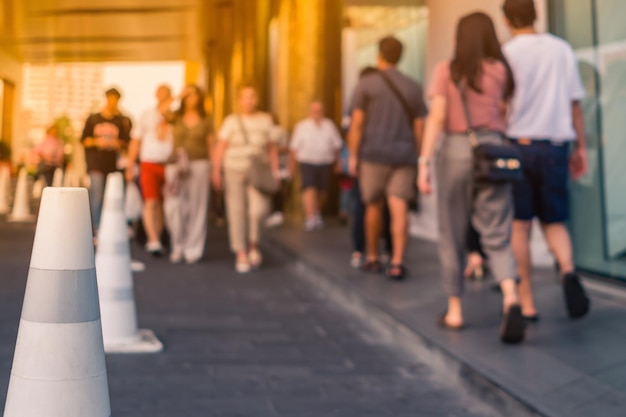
[{"x1": 95, "y1": 172, "x2": 162, "y2": 353}]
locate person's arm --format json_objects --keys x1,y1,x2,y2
[
  {"x1": 125, "y1": 139, "x2": 141, "y2": 182},
  {"x1": 417, "y1": 95, "x2": 447, "y2": 195},
  {"x1": 269, "y1": 143, "x2": 280, "y2": 177},
  {"x1": 211, "y1": 139, "x2": 228, "y2": 191},
  {"x1": 570, "y1": 100, "x2": 588, "y2": 180},
  {"x1": 347, "y1": 109, "x2": 365, "y2": 176},
  {"x1": 414, "y1": 117, "x2": 425, "y2": 151},
  {"x1": 81, "y1": 115, "x2": 100, "y2": 149}
]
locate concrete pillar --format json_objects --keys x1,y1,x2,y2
[{"x1": 274, "y1": 0, "x2": 343, "y2": 221}]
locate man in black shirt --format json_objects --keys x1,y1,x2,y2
[{"x1": 81, "y1": 87, "x2": 131, "y2": 234}]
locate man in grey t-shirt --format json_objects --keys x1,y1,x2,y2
[{"x1": 348, "y1": 36, "x2": 427, "y2": 280}]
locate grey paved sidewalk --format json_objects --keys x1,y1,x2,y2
[
  {"x1": 0, "y1": 219, "x2": 502, "y2": 416},
  {"x1": 266, "y1": 224, "x2": 626, "y2": 417}
]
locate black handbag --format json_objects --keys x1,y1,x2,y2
[
  {"x1": 236, "y1": 115, "x2": 279, "y2": 195},
  {"x1": 458, "y1": 84, "x2": 523, "y2": 183}
]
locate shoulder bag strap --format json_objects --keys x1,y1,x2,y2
[
  {"x1": 457, "y1": 83, "x2": 479, "y2": 148},
  {"x1": 378, "y1": 71, "x2": 415, "y2": 128},
  {"x1": 236, "y1": 115, "x2": 250, "y2": 145}
]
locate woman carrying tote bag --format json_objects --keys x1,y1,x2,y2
[
  {"x1": 418, "y1": 12, "x2": 525, "y2": 344},
  {"x1": 212, "y1": 84, "x2": 280, "y2": 273}
]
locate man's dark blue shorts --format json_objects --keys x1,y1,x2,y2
[
  {"x1": 300, "y1": 163, "x2": 332, "y2": 191},
  {"x1": 509, "y1": 140, "x2": 570, "y2": 224}
]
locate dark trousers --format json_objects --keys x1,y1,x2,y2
[{"x1": 352, "y1": 178, "x2": 392, "y2": 254}]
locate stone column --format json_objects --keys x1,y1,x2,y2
[{"x1": 274, "y1": 0, "x2": 343, "y2": 221}]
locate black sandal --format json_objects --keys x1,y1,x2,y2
[
  {"x1": 500, "y1": 304, "x2": 526, "y2": 344},
  {"x1": 362, "y1": 260, "x2": 384, "y2": 273},
  {"x1": 563, "y1": 273, "x2": 590, "y2": 319},
  {"x1": 386, "y1": 264, "x2": 407, "y2": 281}
]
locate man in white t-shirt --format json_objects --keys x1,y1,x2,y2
[
  {"x1": 503, "y1": 0, "x2": 590, "y2": 320},
  {"x1": 289, "y1": 101, "x2": 343, "y2": 231},
  {"x1": 125, "y1": 85, "x2": 174, "y2": 256}
]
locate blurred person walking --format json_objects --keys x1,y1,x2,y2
[
  {"x1": 32, "y1": 125, "x2": 65, "y2": 186},
  {"x1": 212, "y1": 84, "x2": 280, "y2": 273},
  {"x1": 289, "y1": 101, "x2": 343, "y2": 231},
  {"x1": 81, "y1": 87, "x2": 132, "y2": 235},
  {"x1": 348, "y1": 36, "x2": 427, "y2": 280},
  {"x1": 418, "y1": 12, "x2": 525, "y2": 343},
  {"x1": 266, "y1": 115, "x2": 290, "y2": 228},
  {"x1": 126, "y1": 84, "x2": 175, "y2": 257},
  {"x1": 164, "y1": 85, "x2": 214, "y2": 264},
  {"x1": 502, "y1": 0, "x2": 590, "y2": 320}
]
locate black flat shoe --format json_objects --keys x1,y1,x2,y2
[
  {"x1": 500, "y1": 304, "x2": 526, "y2": 344},
  {"x1": 437, "y1": 312, "x2": 465, "y2": 331},
  {"x1": 523, "y1": 314, "x2": 540, "y2": 323},
  {"x1": 386, "y1": 264, "x2": 407, "y2": 281},
  {"x1": 563, "y1": 273, "x2": 590, "y2": 319}
]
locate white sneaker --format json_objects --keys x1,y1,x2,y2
[
  {"x1": 130, "y1": 260, "x2": 146, "y2": 272},
  {"x1": 314, "y1": 215, "x2": 325, "y2": 230},
  {"x1": 249, "y1": 249, "x2": 263, "y2": 269},
  {"x1": 145, "y1": 241, "x2": 164, "y2": 256},
  {"x1": 304, "y1": 218, "x2": 317, "y2": 232},
  {"x1": 236, "y1": 260, "x2": 251, "y2": 274},
  {"x1": 266, "y1": 212, "x2": 284, "y2": 228}
]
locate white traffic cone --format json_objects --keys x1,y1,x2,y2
[
  {"x1": 0, "y1": 165, "x2": 10, "y2": 214},
  {"x1": 3, "y1": 187, "x2": 111, "y2": 417},
  {"x1": 51, "y1": 168, "x2": 63, "y2": 187},
  {"x1": 32, "y1": 177, "x2": 45, "y2": 199},
  {"x1": 96, "y1": 172, "x2": 163, "y2": 353},
  {"x1": 8, "y1": 168, "x2": 34, "y2": 223},
  {"x1": 62, "y1": 167, "x2": 76, "y2": 187}
]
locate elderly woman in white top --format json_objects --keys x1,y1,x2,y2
[
  {"x1": 289, "y1": 101, "x2": 343, "y2": 231},
  {"x1": 212, "y1": 85, "x2": 280, "y2": 273}
]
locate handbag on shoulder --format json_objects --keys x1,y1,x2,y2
[
  {"x1": 236, "y1": 116, "x2": 279, "y2": 195},
  {"x1": 458, "y1": 84, "x2": 523, "y2": 184}
]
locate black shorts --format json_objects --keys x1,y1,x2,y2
[
  {"x1": 509, "y1": 140, "x2": 569, "y2": 224},
  {"x1": 300, "y1": 163, "x2": 332, "y2": 191}
]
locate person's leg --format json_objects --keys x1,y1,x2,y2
[
  {"x1": 302, "y1": 188, "x2": 318, "y2": 219},
  {"x1": 224, "y1": 169, "x2": 249, "y2": 267},
  {"x1": 385, "y1": 165, "x2": 417, "y2": 273},
  {"x1": 88, "y1": 171, "x2": 106, "y2": 234},
  {"x1": 472, "y1": 182, "x2": 520, "y2": 311},
  {"x1": 512, "y1": 220, "x2": 536, "y2": 315},
  {"x1": 538, "y1": 143, "x2": 589, "y2": 318},
  {"x1": 509, "y1": 142, "x2": 539, "y2": 317},
  {"x1": 359, "y1": 162, "x2": 388, "y2": 265},
  {"x1": 43, "y1": 167, "x2": 54, "y2": 188},
  {"x1": 182, "y1": 160, "x2": 210, "y2": 262},
  {"x1": 365, "y1": 202, "x2": 383, "y2": 263},
  {"x1": 247, "y1": 182, "x2": 270, "y2": 267},
  {"x1": 163, "y1": 165, "x2": 185, "y2": 261},
  {"x1": 542, "y1": 223, "x2": 574, "y2": 273},
  {"x1": 435, "y1": 135, "x2": 474, "y2": 326},
  {"x1": 351, "y1": 178, "x2": 366, "y2": 265},
  {"x1": 382, "y1": 201, "x2": 393, "y2": 255},
  {"x1": 386, "y1": 196, "x2": 408, "y2": 267},
  {"x1": 140, "y1": 163, "x2": 162, "y2": 249},
  {"x1": 143, "y1": 199, "x2": 160, "y2": 243}
]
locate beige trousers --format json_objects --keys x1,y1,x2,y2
[
  {"x1": 224, "y1": 168, "x2": 270, "y2": 253},
  {"x1": 164, "y1": 160, "x2": 211, "y2": 260}
]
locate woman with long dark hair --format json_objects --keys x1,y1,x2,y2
[
  {"x1": 164, "y1": 85, "x2": 215, "y2": 264},
  {"x1": 418, "y1": 12, "x2": 525, "y2": 343}
]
